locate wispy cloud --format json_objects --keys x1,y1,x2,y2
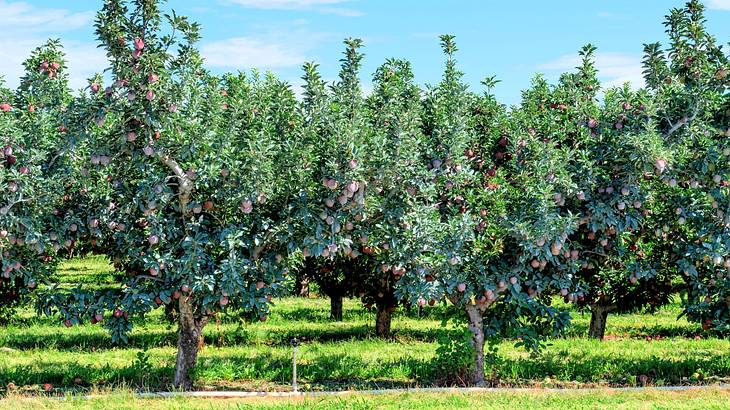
[
  {"x1": 0, "y1": 38, "x2": 107, "y2": 91},
  {"x1": 0, "y1": 1, "x2": 103, "y2": 91},
  {"x1": 201, "y1": 24, "x2": 329, "y2": 70},
  {"x1": 0, "y1": 0, "x2": 94, "y2": 32},
  {"x1": 202, "y1": 37, "x2": 307, "y2": 68},
  {"x1": 538, "y1": 52, "x2": 645, "y2": 89},
  {"x1": 226, "y1": 0, "x2": 362, "y2": 16},
  {"x1": 705, "y1": 0, "x2": 730, "y2": 11}
]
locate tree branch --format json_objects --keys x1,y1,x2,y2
[{"x1": 665, "y1": 107, "x2": 699, "y2": 137}]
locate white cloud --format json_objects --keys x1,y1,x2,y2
[
  {"x1": 0, "y1": 38, "x2": 107, "y2": 92},
  {"x1": 202, "y1": 37, "x2": 308, "y2": 69},
  {"x1": 0, "y1": 1, "x2": 103, "y2": 92},
  {"x1": 538, "y1": 52, "x2": 645, "y2": 89},
  {"x1": 201, "y1": 26, "x2": 328, "y2": 70},
  {"x1": 0, "y1": 0, "x2": 93, "y2": 32},
  {"x1": 705, "y1": 0, "x2": 730, "y2": 11},
  {"x1": 227, "y1": 0, "x2": 362, "y2": 16}
]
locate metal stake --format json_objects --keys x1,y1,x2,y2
[{"x1": 291, "y1": 338, "x2": 300, "y2": 393}]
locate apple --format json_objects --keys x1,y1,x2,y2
[
  {"x1": 456, "y1": 283, "x2": 466, "y2": 292},
  {"x1": 256, "y1": 280, "x2": 265, "y2": 290},
  {"x1": 509, "y1": 276, "x2": 518, "y2": 285},
  {"x1": 94, "y1": 313, "x2": 104, "y2": 322},
  {"x1": 91, "y1": 83, "x2": 100, "y2": 93},
  {"x1": 550, "y1": 242, "x2": 562, "y2": 256},
  {"x1": 134, "y1": 37, "x2": 145, "y2": 50},
  {"x1": 530, "y1": 259, "x2": 540, "y2": 268},
  {"x1": 126, "y1": 131, "x2": 137, "y2": 142},
  {"x1": 240, "y1": 200, "x2": 253, "y2": 214},
  {"x1": 148, "y1": 74, "x2": 159, "y2": 83},
  {"x1": 146, "y1": 90, "x2": 155, "y2": 101},
  {"x1": 588, "y1": 118, "x2": 598, "y2": 128},
  {"x1": 220, "y1": 296, "x2": 229, "y2": 306},
  {"x1": 0, "y1": 103, "x2": 11, "y2": 112},
  {"x1": 147, "y1": 235, "x2": 159, "y2": 245}
]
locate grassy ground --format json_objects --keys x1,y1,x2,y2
[
  {"x1": 2, "y1": 388, "x2": 730, "y2": 409},
  {"x1": 1, "y1": 257, "x2": 729, "y2": 395}
]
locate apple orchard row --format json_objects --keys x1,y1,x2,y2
[{"x1": 0, "y1": 0, "x2": 728, "y2": 389}]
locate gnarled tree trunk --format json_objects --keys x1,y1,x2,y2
[
  {"x1": 330, "y1": 294, "x2": 344, "y2": 321},
  {"x1": 375, "y1": 303, "x2": 392, "y2": 337},
  {"x1": 465, "y1": 304, "x2": 486, "y2": 386},
  {"x1": 588, "y1": 304, "x2": 615, "y2": 340},
  {"x1": 173, "y1": 297, "x2": 209, "y2": 390}
]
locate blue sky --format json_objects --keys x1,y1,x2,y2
[{"x1": 1, "y1": 0, "x2": 728, "y2": 104}]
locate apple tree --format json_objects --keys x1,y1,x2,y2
[
  {"x1": 518, "y1": 44, "x2": 676, "y2": 340},
  {"x1": 296, "y1": 40, "x2": 368, "y2": 321},
  {"x1": 396, "y1": 36, "x2": 576, "y2": 386},
  {"x1": 34, "y1": 0, "x2": 306, "y2": 390},
  {"x1": 0, "y1": 40, "x2": 77, "y2": 324},
  {"x1": 640, "y1": 0, "x2": 730, "y2": 334}
]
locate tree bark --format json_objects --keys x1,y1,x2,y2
[
  {"x1": 375, "y1": 303, "x2": 392, "y2": 337},
  {"x1": 173, "y1": 297, "x2": 208, "y2": 390},
  {"x1": 294, "y1": 272, "x2": 309, "y2": 297},
  {"x1": 588, "y1": 304, "x2": 614, "y2": 340},
  {"x1": 465, "y1": 305, "x2": 486, "y2": 386},
  {"x1": 330, "y1": 294, "x2": 344, "y2": 321}
]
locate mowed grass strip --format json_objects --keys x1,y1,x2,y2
[
  {"x1": 2, "y1": 388, "x2": 730, "y2": 410},
  {"x1": 0, "y1": 258, "x2": 728, "y2": 392}
]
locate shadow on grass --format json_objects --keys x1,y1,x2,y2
[
  {"x1": 1, "y1": 318, "x2": 455, "y2": 352},
  {"x1": 2, "y1": 347, "x2": 730, "y2": 392},
  {"x1": 563, "y1": 322, "x2": 703, "y2": 339}
]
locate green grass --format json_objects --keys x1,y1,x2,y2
[
  {"x1": 1, "y1": 257, "x2": 729, "y2": 395},
  {"x1": 2, "y1": 388, "x2": 730, "y2": 409}
]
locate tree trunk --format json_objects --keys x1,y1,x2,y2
[
  {"x1": 173, "y1": 298, "x2": 208, "y2": 390},
  {"x1": 330, "y1": 294, "x2": 343, "y2": 321},
  {"x1": 294, "y1": 272, "x2": 309, "y2": 297},
  {"x1": 588, "y1": 304, "x2": 613, "y2": 340},
  {"x1": 375, "y1": 303, "x2": 392, "y2": 337},
  {"x1": 465, "y1": 305, "x2": 486, "y2": 386}
]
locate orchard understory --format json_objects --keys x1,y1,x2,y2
[{"x1": 0, "y1": 0, "x2": 728, "y2": 390}]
